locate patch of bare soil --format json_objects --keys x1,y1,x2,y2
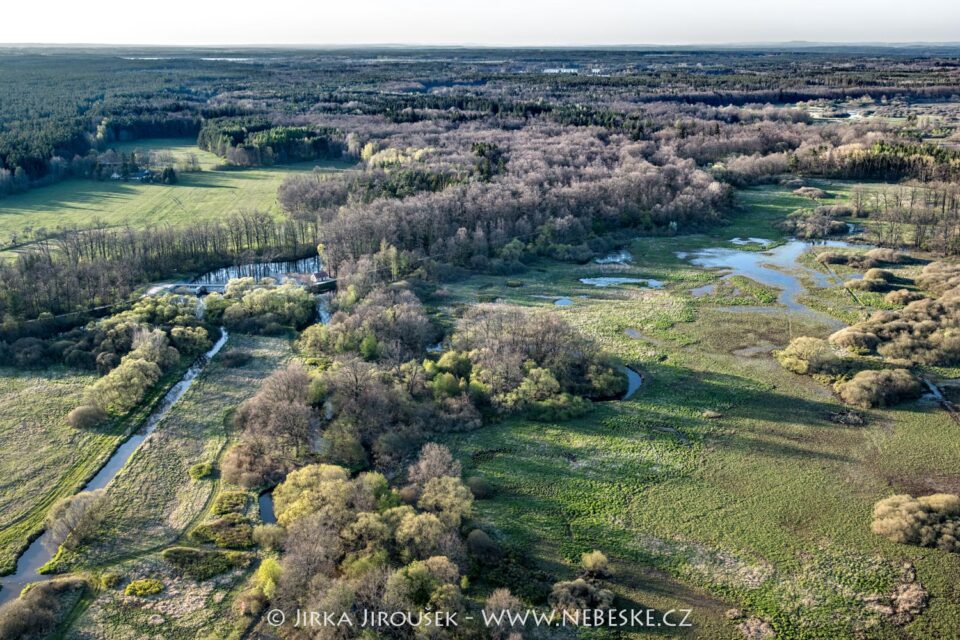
[
  {"x1": 732, "y1": 341, "x2": 777, "y2": 358},
  {"x1": 827, "y1": 409, "x2": 865, "y2": 426},
  {"x1": 736, "y1": 616, "x2": 776, "y2": 639},
  {"x1": 863, "y1": 564, "x2": 928, "y2": 626},
  {"x1": 885, "y1": 472, "x2": 960, "y2": 497}
]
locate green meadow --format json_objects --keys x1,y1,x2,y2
[
  {"x1": 3, "y1": 179, "x2": 958, "y2": 638},
  {"x1": 435, "y1": 185, "x2": 960, "y2": 638},
  {"x1": 0, "y1": 139, "x2": 354, "y2": 252}
]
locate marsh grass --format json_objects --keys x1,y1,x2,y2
[{"x1": 436, "y1": 186, "x2": 960, "y2": 637}]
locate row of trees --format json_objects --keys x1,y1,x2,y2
[{"x1": 0, "y1": 212, "x2": 322, "y2": 329}]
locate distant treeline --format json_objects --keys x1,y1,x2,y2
[{"x1": 3, "y1": 50, "x2": 959, "y2": 193}]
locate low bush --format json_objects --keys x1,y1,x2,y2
[
  {"x1": 548, "y1": 578, "x2": 614, "y2": 614},
  {"x1": 100, "y1": 573, "x2": 121, "y2": 589},
  {"x1": 916, "y1": 261, "x2": 960, "y2": 295},
  {"x1": 67, "y1": 404, "x2": 107, "y2": 429},
  {"x1": 212, "y1": 491, "x2": 249, "y2": 515},
  {"x1": 864, "y1": 268, "x2": 895, "y2": 282},
  {"x1": 834, "y1": 369, "x2": 922, "y2": 408},
  {"x1": 845, "y1": 278, "x2": 888, "y2": 292},
  {"x1": 829, "y1": 329, "x2": 880, "y2": 353},
  {"x1": 161, "y1": 547, "x2": 250, "y2": 580},
  {"x1": 467, "y1": 529, "x2": 501, "y2": 564},
  {"x1": 794, "y1": 186, "x2": 827, "y2": 200},
  {"x1": 865, "y1": 248, "x2": 906, "y2": 264},
  {"x1": 871, "y1": 494, "x2": 960, "y2": 552},
  {"x1": 834, "y1": 289, "x2": 960, "y2": 366},
  {"x1": 775, "y1": 337, "x2": 840, "y2": 375},
  {"x1": 188, "y1": 461, "x2": 214, "y2": 481},
  {"x1": 124, "y1": 578, "x2": 164, "y2": 597},
  {"x1": 817, "y1": 251, "x2": 849, "y2": 265},
  {"x1": 219, "y1": 349, "x2": 251, "y2": 368},
  {"x1": 580, "y1": 550, "x2": 610, "y2": 577},
  {"x1": 190, "y1": 513, "x2": 255, "y2": 549},
  {"x1": 465, "y1": 475, "x2": 494, "y2": 499},
  {"x1": 885, "y1": 289, "x2": 925, "y2": 305},
  {"x1": 233, "y1": 588, "x2": 269, "y2": 616}
]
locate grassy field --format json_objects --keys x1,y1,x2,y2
[
  {"x1": 55, "y1": 334, "x2": 290, "y2": 571},
  {"x1": 0, "y1": 362, "x2": 194, "y2": 577},
  {"x1": 66, "y1": 551, "x2": 253, "y2": 640},
  {"x1": 0, "y1": 368, "x2": 107, "y2": 575},
  {"x1": 435, "y1": 186, "x2": 960, "y2": 638},
  {"x1": 0, "y1": 139, "x2": 355, "y2": 251},
  {"x1": 49, "y1": 334, "x2": 291, "y2": 640}
]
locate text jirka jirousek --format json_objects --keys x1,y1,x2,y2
[{"x1": 283, "y1": 607, "x2": 694, "y2": 628}]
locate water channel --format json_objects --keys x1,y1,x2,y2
[{"x1": 0, "y1": 329, "x2": 229, "y2": 606}]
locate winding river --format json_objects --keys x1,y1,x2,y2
[{"x1": 0, "y1": 329, "x2": 228, "y2": 606}]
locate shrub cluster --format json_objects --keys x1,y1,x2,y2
[
  {"x1": 161, "y1": 547, "x2": 250, "y2": 581},
  {"x1": 885, "y1": 289, "x2": 925, "y2": 305},
  {"x1": 0, "y1": 294, "x2": 209, "y2": 370},
  {"x1": 872, "y1": 493, "x2": 960, "y2": 552},
  {"x1": 917, "y1": 260, "x2": 960, "y2": 294},
  {"x1": 865, "y1": 248, "x2": 908, "y2": 264},
  {"x1": 834, "y1": 369, "x2": 922, "y2": 408},
  {"x1": 816, "y1": 248, "x2": 905, "y2": 270},
  {"x1": 298, "y1": 286, "x2": 436, "y2": 365},
  {"x1": 548, "y1": 578, "x2": 614, "y2": 614},
  {"x1": 0, "y1": 578, "x2": 86, "y2": 640},
  {"x1": 247, "y1": 447, "x2": 484, "y2": 629},
  {"x1": 778, "y1": 206, "x2": 850, "y2": 239},
  {"x1": 829, "y1": 288, "x2": 960, "y2": 366},
  {"x1": 775, "y1": 337, "x2": 841, "y2": 375},
  {"x1": 205, "y1": 279, "x2": 315, "y2": 335},
  {"x1": 450, "y1": 304, "x2": 627, "y2": 414},
  {"x1": 124, "y1": 578, "x2": 164, "y2": 597},
  {"x1": 80, "y1": 329, "x2": 179, "y2": 417}
]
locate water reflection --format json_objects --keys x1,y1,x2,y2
[
  {"x1": 192, "y1": 256, "x2": 322, "y2": 285},
  {"x1": 678, "y1": 239, "x2": 857, "y2": 311}
]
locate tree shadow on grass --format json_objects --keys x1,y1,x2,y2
[{"x1": 585, "y1": 362, "x2": 860, "y2": 463}]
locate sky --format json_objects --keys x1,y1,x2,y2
[{"x1": 3, "y1": 0, "x2": 960, "y2": 46}]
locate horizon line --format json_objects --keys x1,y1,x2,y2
[{"x1": 3, "y1": 40, "x2": 960, "y2": 49}]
